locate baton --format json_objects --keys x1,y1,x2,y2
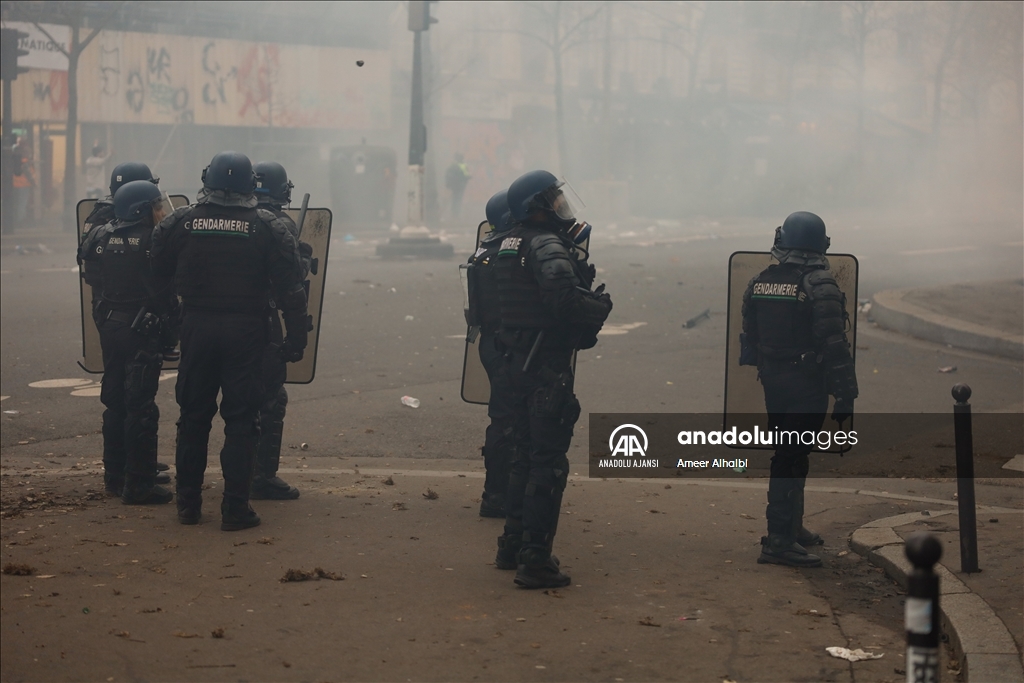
[
  {"x1": 296, "y1": 193, "x2": 310, "y2": 240},
  {"x1": 522, "y1": 330, "x2": 545, "y2": 373}
]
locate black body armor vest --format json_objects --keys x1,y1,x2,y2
[
  {"x1": 493, "y1": 227, "x2": 559, "y2": 329},
  {"x1": 176, "y1": 204, "x2": 266, "y2": 312},
  {"x1": 94, "y1": 222, "x2": 171, "y2": 311},
  {"x1": 749, "y1": 264, "x2": 815, "y2": 360}
]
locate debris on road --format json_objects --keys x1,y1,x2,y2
[
  {"x1": 2, "y1": 563, "x2": 35, "y2": 575},
  {"x1": 401, "y1": 396, "x2": 420, "y2": 408},
  {"x1": 211, "y1": 628, "x2": 225, "y2": 638},
  {"x1": 300, "y1": 443, "x2": 310, "y2": 450},
  {"x1": 173, "y1": 631, "x2": 201, "y2": 638},
  {"x1": 683, "y1": 308, "x2": 711, "y2": 329},
  {"x1": 280, "y1": 567, "x2": 344, "y2": 583},
  {"x1": 423, "y1": 488, "x2": 439, "y2": 500},
  {"x1": 826, "y1": 647, "x2": 883, "y2": 661},
  {"x1": 638, "y1": 617, "x2": 661, "y2": 627},
  {"x1": 938, "y1": 366, "x2": 957, "y2": 373},
  {"x1": 383, "y1": 476, "x2": 395, "y2": 485}
]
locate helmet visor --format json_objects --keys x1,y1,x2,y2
[
  {"x1": 542, "y1": 179, "x2": 583, "y2": 222},
  {"x1": 151, "y1": 191, "x2": 174, "y2": 224}
]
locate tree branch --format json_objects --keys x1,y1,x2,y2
[{"x1": 78, "y1": 1, "x2": 127, "y2": 53}]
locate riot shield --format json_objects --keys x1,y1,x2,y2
[
  {"x1": 461, "y1": 222, "x2": 585, "y2": 405},
  {"x1": 282, "y1": 207, "x2": 332, "y2": 384},
  {"x1": 723, "y1": 251, "x2": 859, "y2": 452},
  {"x1": 76, "y1": 195, "x2": 191, "y2": 373}
]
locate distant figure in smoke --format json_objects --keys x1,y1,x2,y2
[
  {"x1": 85, "y1": 144, "x2": 112, "y2": 200},
  {"x1": 445, "y1": 152, "x2": 471, "y2": 220},
  {"x1": 740, "y1": 212, "x2": 858, "y2": 568}
]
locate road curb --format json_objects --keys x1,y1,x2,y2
[
  {"x1": 869, "y1": 288, "x2": 1024, "y2": 360},
  {"x1": 851, "y1": 510, "x2": 1024, "y2": 682}
]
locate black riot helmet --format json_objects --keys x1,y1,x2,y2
[
  {"x1": 773, "y1": 211, "x2": 830, "y2": 254},
  {"x1": 113, "y1": 180, "x2": 172, "y2": 225},
  {"x1": 507, "y1": 170, "x2": 581, "y2": 226},
  {"x1": 484, "y1": 189, "x2": 511, "y2": 232},
  {"x1": 253, "y1": 161, "x2": 294, "y2": 206},
  {"x1": 109, "y1": 162, "x2": 158, "y2": 196},
  {"x1": 201, "y1": 151, "x2": 256, "y2": 194}
]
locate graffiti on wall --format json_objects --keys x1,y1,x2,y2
[{"x1": 12, "y1": 29, "x2": 390, "y2": 131}]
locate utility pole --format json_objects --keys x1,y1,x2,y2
[
  {"x1": 1, "y1": 27, "x2": 30, "y2": 233},
  {"x1": 406, "y1": 0, "x2": 436, "y2": 228}
]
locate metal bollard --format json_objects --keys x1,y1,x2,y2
[
  {"x1": 951, "y1": 384, "x2": 979, "y2": 573},
  {"x1": 905, "y1": 532, "x2": 943, "y2": 683}
]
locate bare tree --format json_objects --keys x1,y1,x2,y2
[
  {"x1": 928, "y1": 1, "x2": 974, "y2": 138},
  {"x1": 510, "y1": 1, "x2": 606, "y2": 175},
  {"x1": 33, "y1": 2, "x2": 124, "y2": 221}
]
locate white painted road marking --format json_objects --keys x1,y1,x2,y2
[{"x1": 898, "y1": 246, "x2": 980, "y2": 256}]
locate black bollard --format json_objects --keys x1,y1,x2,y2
[
  {"x1": 905, "y1": 532, "x2": 943, "y2": 683},
  {"x1": 951, "y1": 384, "x2": 979, "y2": 573}
]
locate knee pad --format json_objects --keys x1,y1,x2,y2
[{"x1": 525, "y1": 466, "x2": 568, "y2": 498}]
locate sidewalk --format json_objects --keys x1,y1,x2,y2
[
  {"x1": 870, "y1": 280, "x2": 1024, "y2": 360},
  {"x1": 852, "y1": 505, "x2": 1024, "y2": 682},
  {"x1": 3, "y1": 449, "x2": 1005, "y2": 683}
]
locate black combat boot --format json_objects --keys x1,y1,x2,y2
[
  {"x1": 797, "y1": 526, "x2": 824, "y2": 546},
  {"x1": 495, "y1": 533, "x2": 521, "y2": 570},
  {"x1": 480, "y1": 492, "x2": 506, "y2": 519},
  {"x1": 514, "y1": 546, "x2": 571, "y2": 589},
  {"x1": 121, "y1": 476, "x2": 173, "y2": 505},
  {"x1": 757, "y1": 534, "x2": 822, "y2": 567},
  {"x1": 792, "y1": 481, "x2": 823, "y2": 546},
  {"x1": 221, "y1": 498, "x2": 261, "y2": 531},
  {"x1": 251, "y1": 475, "x2": 300, "y2": 500},
  {"x1": 104, "y1": 475, "x2": 125, "y2": 498},
  {"x1": 176, "y1": 488, "x2": 202, "y2": 525}
]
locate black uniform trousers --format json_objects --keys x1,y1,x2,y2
[
  {"x1": 501, "y1": 343, "x2": 580, "y2": 555},
  {"x1": 760, "y1": 362, "x2": 828, "y2": 536},
  {"x1": 98, "y1": 319, "x2": 163, "y2": 489},
  {"x1": 174, "y1": 310, "x2": 266, "y2": 507},
  {"x1": 479, "y1": 331, "x2": 515, "y2": 502},
  {"x1": 256, "y1": 310, "x2": 288, "y2": 478}
]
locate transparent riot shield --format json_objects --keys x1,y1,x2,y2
[
  {"x1": 282, "y1": 207, "x2": 332, "y2": 384},
  {"x1": 76, "y1": 195, "x2": 191, "y2": 373},
  {"x1": 723, "y1": 251, "x2": 859, "y2": 452},
  {"x1": 461, "y1": 222, "x2": 586, "y2": 405}
]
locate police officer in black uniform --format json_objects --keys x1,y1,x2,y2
[
  {"x1": 466, "y1": 190, "x2": 515, "y2": 518},
  {"x1": 740, "y1": 211, "x2": 858, "y2": 567},
  {"x1": 250, "y1": 161, "x2": 312, "y2": 500},
  {"x1": 82, "y1": 162, "x2": 160, "y2": 237},
  {"x1": 493, "y1": 170, "x2": 612, "y2": 588},
  {"x1": 151, "y1": 152, "x2": 308, "y2": 531},
  {"x1": 78, "y1": 180, "x2": 178, "y2": 503}
]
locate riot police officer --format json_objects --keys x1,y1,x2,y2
[
  {"x1": 493, "y1": 170, "x2": 612, "y2": 588},
  {"x1": 78, "y1": 180, "x2": 178, "y2": 504},
  {"x1": 82, "y1": 162, "x2": 160, "y2": 237},
  {"x1": 467, "y1": 190, "x2": 515, "y2": 518},
  {"x1": 740, "y1": 211, "x2": 858, "y2": 567},
  {"x1": 151, "y1": 152, "x2": 308, "y2": 531},
  {"x1": 249, "y1": 161, "x2": 313, "y2": 500}
]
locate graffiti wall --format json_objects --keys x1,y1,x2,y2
[{"x1": 11, "y1": 29, "x2": 390, "y2": 130}]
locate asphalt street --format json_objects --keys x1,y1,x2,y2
[{"x1": 0, "y1": 211, "x2": 1021, "y2": 682}]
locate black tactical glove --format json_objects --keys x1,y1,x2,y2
[
  {"x1": 280, "y1": 312, "x2": 309, "y2": 363},
  {"x1": 831, "y1": 398, "x2": 854, "y2": 426}
]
